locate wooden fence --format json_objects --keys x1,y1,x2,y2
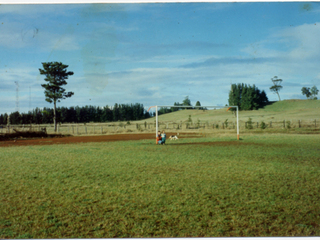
[{"x1": 1, "y1": 119, "x2": 319, "y2": 135}]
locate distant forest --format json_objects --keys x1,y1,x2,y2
[{"x1": 0, "y1": 103, "x2": 152, "y2": 125}]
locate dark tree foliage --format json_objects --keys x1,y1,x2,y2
[
  {"x1": 0, "y1": 114, "x2": 5, "y2": 125},
  {"x1": 301, "y1": 87, "x2": 312, "y2": 99},
  {"x1": 182, "y1": 96, "x2": 192, "y2": 109},
  {"x1": 171, "y1": 102, "x2": 182, "y2": 112},
  {"x1": 310, "y1": 86, "x2": 319, "y2": 100},
  {"x1": 228, "y1": 83, "x2": 269, "y2": 111},
  {"x1": 0, "y1": 103, "x2": 150, "y2": 126},
  {"x1": 158, "y1": 107, "x2": 171, "y2": 115},
  {"x1": 9, "y1": 111, "x2": 21, "y2": 125},
  {"x1": 39, "y1": 62, "x2": 74, "y2": 132},
  {"x1": 302, "y1": 86, "x2": 319, "y2": 100}
]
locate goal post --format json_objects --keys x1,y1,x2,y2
[{"x1": 147, "y1": 105, "x2": 239, "y2": 141}]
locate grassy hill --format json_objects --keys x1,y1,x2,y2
[{"x1": 140, "y1": 99, "x2": 320, "y2": 124}]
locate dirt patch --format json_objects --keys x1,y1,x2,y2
[
  {"x1": 0, "y1": 132, "x2": 198, "y2": 147},
  {"x1": 0, "y1": 133, "x2": 153, "y2": 147}
]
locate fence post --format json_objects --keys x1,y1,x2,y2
[
  {"x1": 299, "y1": 120, "x2": 301, "y2": 128},
  {"x1": 85, "y1": 126, "x2": 87, "y2": 134},
  {"x1": 101, "y1": 126, "x2": 103, "y2": 134},
  {"x1": 72, "y1": 126, "x2": 74, "y2": 134}
]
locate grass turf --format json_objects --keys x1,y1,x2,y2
[{"x1": 0, "y1": 134, "x2": 320, "y2": 238}]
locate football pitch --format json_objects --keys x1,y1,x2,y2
[{"x1": 1, "y1": 134, "x2": 320, "y2": 238}]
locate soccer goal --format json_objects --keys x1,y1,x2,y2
[{"x1": 147, "y1": 105, "x2": 239, "y2": 141}]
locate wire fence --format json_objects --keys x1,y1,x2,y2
[{"x1": 1, "y1": 119, "x2": 319, "y2": 135}]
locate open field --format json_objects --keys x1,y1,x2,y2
[{"x1": 1, "y1": 133, "x2": 320, "y2": 238}]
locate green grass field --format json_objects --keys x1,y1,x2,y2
[{"x1": 1, "y1": 134, "x2": 320, "y2": 238}]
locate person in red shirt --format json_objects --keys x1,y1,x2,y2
[{"x1": 156, "y1": 131, "x2": 162, "y2": 144}]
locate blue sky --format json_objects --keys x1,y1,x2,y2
[{"x1": 1, "y1": 2, "x2": 320, "y2": 114}]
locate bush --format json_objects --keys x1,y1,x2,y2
[
  {"x1": 286, "y1": 121, "x2": 291, "y2": 129},
  {"x1": 260, "y1": 121, "x2": 267, "y2": 129},
  {"x1": 224, "y1": 119, "x2": 229, "y2": 128},
  {"x1": 246, "y1": 118, "x2": 253, "y2": 129}
]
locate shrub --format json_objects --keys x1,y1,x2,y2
[
  {"x1": 260, "y1": 121, "x2": 267, "y2": 129},
  {"x1": 224, "y1": 119, "x2": 229, "y2": 128},
  {"x1": 246, "y1": 118, "x2": 253, "y2": 129},
  {"x1": 286, "y1": 121, "x2": 291, "y2": 129}
]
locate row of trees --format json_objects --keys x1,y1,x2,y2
[
  {"x1": 0, "y1": 103, "x2": 151, "y2": 125},
  {"x1": 228, "y1": 83, "x2": 269, "y2": 110}
]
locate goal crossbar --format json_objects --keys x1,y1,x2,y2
[{"x1": 147, "y1": 105, "x2": 239, "y2": 140}]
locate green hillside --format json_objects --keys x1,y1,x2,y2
[
  {"x1": 141, "y1": 100, "x2": 320, "y2": 124},
  {"x1": 263, "y1": 99, "x2": 320, "y2": 112}
]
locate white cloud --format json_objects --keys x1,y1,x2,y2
[{"x1": 269, "y1": 22, "x2": 320, "y2": 60}]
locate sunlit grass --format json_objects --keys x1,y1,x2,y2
[{"x1": 1, "y1": 134, "x2": 320, "y2": 238}]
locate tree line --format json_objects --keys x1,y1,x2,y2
[
  {"x1": 0, "y1": 103, "x2": 151, "y2": 125},
  {"x1": 228, "y1": 83, "x2": 269, "y2": 110}
]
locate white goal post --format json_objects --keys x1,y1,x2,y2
[{"x1": 147, "y1": 105, "x2": 239, "y2": 140}]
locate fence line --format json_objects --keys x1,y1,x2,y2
[{"x1": 1, "y1": 119, "x2": 319, "y2": 135}]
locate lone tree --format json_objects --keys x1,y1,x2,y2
[
  {"x1": 195, "y1": 101, "x2": 203, "y2": 110},
  {"x1": 301, "y1": 87, "x2": 312, "y2": 99},
  {"x1": 39, "y1": 62, "x2": 74, "y2": 132},
  {"x1": 182, "y1": 96, "x2": 192, "y2": 109},
  {"x1": 270, "y1": 76, "x2": 283, "y2": 101},
  {"x1": 310, "y1": 85, "x2": 319, "y2": 100}
]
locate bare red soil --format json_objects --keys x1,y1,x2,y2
[{"x1": 0, "y1": 132, "x2": 197, "y2": 147}]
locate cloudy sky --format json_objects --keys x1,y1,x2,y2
[{"x1": 1, "y1": 2, "x2": 320, "y2": 114}]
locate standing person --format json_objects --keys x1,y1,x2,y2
[
  {"x1": 161, "y1": 130, "x2": 166, "y2": 144},
  {"x1": 157, "y1": 131, "x2": 162, "y2": 144}
]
